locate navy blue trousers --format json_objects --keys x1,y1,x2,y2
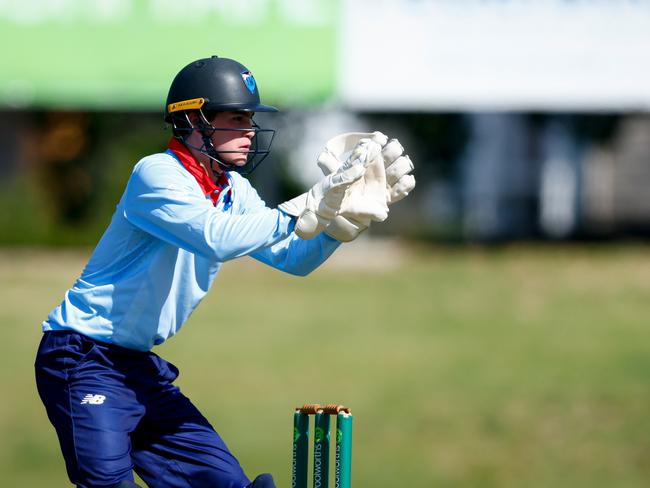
[{"x1": 35, "y1": 331, "x2": 250, "y2": 488}]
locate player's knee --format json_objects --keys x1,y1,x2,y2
[
  {"x1": 247, "y1": 473, "x2": 276, "y2": 488},
  {"x1": 108, "y1": 481, "x2": 143, "y2": 488}
]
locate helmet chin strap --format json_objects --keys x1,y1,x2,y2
[
  {"x1": 172, "y1": 109, "x2": 234, "y2": 176},
  {"x1": 198, "y1": 131, "x2": 231, "y2": 175}
]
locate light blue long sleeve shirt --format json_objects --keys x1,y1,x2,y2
[{"x1": 42, "y1": 150, "x2": 340, "y2": 351}]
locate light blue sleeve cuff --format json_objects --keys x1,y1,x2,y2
[{"x1": 277, "y1": 209, "x2": 297, "y2": 234}]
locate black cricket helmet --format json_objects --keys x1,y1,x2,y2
[{"x1": 166, "y1": 55, "x2": 278, "y2": 174}]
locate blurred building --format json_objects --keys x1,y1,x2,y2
[{"x1": 1, "y1": 0, "x2": 649, "y2": 243}]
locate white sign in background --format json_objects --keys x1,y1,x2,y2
[{"x1": 340, "y1": 0, "x2": 650, "y2": 111}]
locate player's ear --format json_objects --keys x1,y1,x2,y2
[{"x1": 186, "y1": 111, "x2": 201, "y2": 125}]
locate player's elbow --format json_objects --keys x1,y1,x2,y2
[
  {"x1": 284, "y1": 262, "x2": 323, "y2": 277},
  {"x1": 290, "y1": 268, "x2": 312, "y2": 277}
]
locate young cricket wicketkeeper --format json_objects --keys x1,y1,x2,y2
[{"x1": 34, "y1": 55, "x2": 415, "y2": 488}]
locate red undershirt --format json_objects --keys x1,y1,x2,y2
[{"x1": 167, "y1": 138, "x2": 229, "y2": 206}]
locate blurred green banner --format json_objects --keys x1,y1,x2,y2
[{"x1": 0, "y1": 0, "x2": 336, "y2": 110}]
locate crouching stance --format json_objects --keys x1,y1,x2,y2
[{"x1": 35, "y1": 56, "x2": 415, "y2": 488}]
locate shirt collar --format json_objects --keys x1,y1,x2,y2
[{"x1": 166, "y1": 138, "x2": 229, "y2": 206}]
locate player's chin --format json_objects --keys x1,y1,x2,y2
[{"x1": 224, "y1": 155, "x2": 248, "y2": 167}]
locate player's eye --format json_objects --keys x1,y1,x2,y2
[{"x1": 233, "y1": 114, "x2": 253, "y2": 128}]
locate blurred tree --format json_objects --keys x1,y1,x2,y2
[
  {"x1": 0, "y1": 111, "x2": 168, "y2": 245},
  {"x1": 38, "y1": 112, "x2": 92, "y2": 223}
]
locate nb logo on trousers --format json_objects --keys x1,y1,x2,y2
[{"x1": 81, "y1": 394, "x2": 106, "y2": 405}]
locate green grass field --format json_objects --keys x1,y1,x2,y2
[{"x1": 1, "y1": 243, "x2": 649, "y2": 487}]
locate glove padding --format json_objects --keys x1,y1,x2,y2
[
  {"x1": 318, "y1": 132, "x2": 416, "y2": 242},
  {"x1": 382, "y1": 138, "x2": 416, "y2": 205},
  {"x1": 317, "y1": 132, "x2": 390, "y2": 224},
  {"x1": 279, "y1": 137, "x2": 386, "y2": 239}
]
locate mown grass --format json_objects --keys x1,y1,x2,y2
[{"x1": 1, "y1": 243, "x2": 649, "y2": 487}]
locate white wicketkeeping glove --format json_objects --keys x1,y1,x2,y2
[
  {"x1": 279, "y1": 137, "x2": 386, "y2": 239},
  {"x1": 317, "y1": 132, "x2": 416, "y2": 242}
]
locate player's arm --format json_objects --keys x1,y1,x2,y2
[
  {"x1": 123, "y1": 158, "x2": 295, "y2": 261},
  {"x1": 250, "y1": 133, "x2": 412, "y2": 275},
  {"x1": 230, "y1": 173, "x2": 340, "y2": 276},
  {"x1": 123, "y1": 154, "x2": 364, "y2": 261},
  {"x1": 250, "y1": 233, "x2": 341, "y2": 276}
]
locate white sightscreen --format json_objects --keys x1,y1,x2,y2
[{"x1": 340, "y1": 0, "x2": 650, "y2": 111}]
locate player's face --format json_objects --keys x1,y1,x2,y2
[{"x1": 208, "y1": 111, "x2": 255, "y2": 166}]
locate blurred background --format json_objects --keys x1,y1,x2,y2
[{"x1": 1, "y1": 1, "x2": 649, "y2": 487}]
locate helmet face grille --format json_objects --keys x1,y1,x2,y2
[
  {"x1": 200, "y1": 122, "x2": 276, "y2": 176},
  {"x1": 170, "y1": 110, "x2": 275, "y2": 176}
]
